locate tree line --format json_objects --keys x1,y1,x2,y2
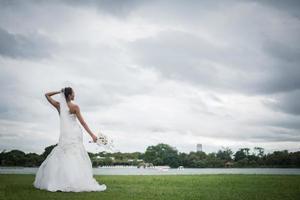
[{"x1": 1, "y1": 143, "x2": 299, "y2": 168}]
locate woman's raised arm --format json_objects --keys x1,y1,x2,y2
[{"x1": 45, "y1": 91, "x2": 60, "y2": 111}]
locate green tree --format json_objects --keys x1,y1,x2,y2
[
  {"x1": 216, "y1": 147, "x2": 233, "y2": 161},
  {"x1": 234, "y1": 148, "x2": 247, "y2": 161},
  {"x1": 1, "y1": 150, "x2": 26, "y2": 166},
  {"x1": 25, "y1": 153, "x2": 42, "y2": 167},
  {"x1": 254, "y1": 147, "x2": 265, "y2": 158},
  {"x1": 144, "y1": 143, "x2": 179, "y2": 168}
]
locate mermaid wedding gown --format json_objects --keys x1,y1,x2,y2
[{"x1": 33, "y1": 91, "x2": 107, "y2": 192}]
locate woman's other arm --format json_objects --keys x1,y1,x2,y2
[{"x1": 74, "y1": 105, "x2": 97, "y2": 142}]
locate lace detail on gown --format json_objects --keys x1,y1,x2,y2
[{"x1": 33, "y1": 91, "x2": 107, "y2": 192}]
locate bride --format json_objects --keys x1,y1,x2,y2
[{"x1": 33, "y1": 87, "x2": 107, "y2": 192}]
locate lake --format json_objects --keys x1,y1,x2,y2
[{"x1": 1, "y1": 166, "x2": 300, "y2": 175}]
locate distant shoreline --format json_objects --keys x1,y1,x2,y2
[{"x1": 1, "y1": 166, "x2": 300, "y2": 175}]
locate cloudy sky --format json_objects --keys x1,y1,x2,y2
[{"x1": 0, "y1": 0, "x2": 300, "y2": 155}]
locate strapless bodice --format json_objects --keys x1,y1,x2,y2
[{"x1": 58, "y1": 113, "x2": 83, "y2": 145}]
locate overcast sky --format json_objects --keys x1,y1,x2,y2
[{"x1": 0, "y1": 0, "x2": 300, "y2": 155}]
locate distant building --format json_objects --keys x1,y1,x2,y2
[{"x1": 196, "y1": 144, "x2": 202, "y2": 152}]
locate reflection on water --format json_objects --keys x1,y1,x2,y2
[{"x1": 1, "y1": 167, "x2": 300, "y2": 175}]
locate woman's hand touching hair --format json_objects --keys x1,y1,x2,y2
[{"x1": 45, "y1": 90, "x2": 61, "y2": 112}]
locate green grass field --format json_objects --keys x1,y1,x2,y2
[{"x1": 0, "y1": 174, "x2": 299, "y2": 200}]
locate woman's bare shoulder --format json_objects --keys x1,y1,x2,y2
[{"x1": 70, "y1": 102, "x2": 80, "y2": 111}]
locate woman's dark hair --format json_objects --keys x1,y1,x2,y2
[{"x1": 63, "y1": 87, "x2": 73, "y2": 101}]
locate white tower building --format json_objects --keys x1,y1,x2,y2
[{"x1": 196, "y1": 144, "x2": 202, "y2": 152}]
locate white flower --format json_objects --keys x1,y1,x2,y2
[{"x1": 90, "y1": 131, "x2": 115, "y2": 152}]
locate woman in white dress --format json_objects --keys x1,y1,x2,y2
[{"x1": 33, "y1": 87, "x2": 107, "y2": 192}]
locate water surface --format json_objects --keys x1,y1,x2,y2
[{"x1": 1, "y1": 166, "x2": 300, "y2": 175}]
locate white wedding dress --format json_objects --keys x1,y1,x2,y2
[{"x1": 33, "y1": 91, "x2": 107, "y2": 192}]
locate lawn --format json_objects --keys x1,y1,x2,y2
[{"x1": 0, "y1": 174, "x2": 299, "y2": 200}]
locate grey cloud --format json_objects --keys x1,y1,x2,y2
[
  {"x1": 260, "y1": 38, "x2": 300, "y2": 93},
  {"x1": 123, "y1": 1, "x2": 300, "y2": 96},
  {"x1": 0, "y1": 72, "x2": 22, "y2": 120},
  {"x1": 260, "y1": 67, "x2": 300, "y2": 95},
  {"x1": 251, "y1": 131, "x2": 300, "y2": 142},
  {"x1": 0, "y1": 27, "x2": 54, "y2": 59},
  {"x1": 60, "y1": 0, "x2": 232, "y2": 18},
  {"x1": 177, "y1": 125, "x2": 300, "y2": 143},
  {"x1": 127, "y1": 29, "x2": 299, "y2": 95},
  {"x1": 60, "y1": 0, "x2": 145, "y2": 18},
  {"x1": 264, "y1": 38, "x2": 300, "y2": 63},
  {"x1": 254, "y1": 0, "x2": 300, "y2": 18},
  {"x1": 0, "y1": 0, "x2": 144, "y2": 18},
  {"x1": 127, "y1": 30, "x2": 225, "y2": 88},
  {"x1": 0, "y1": 0, "x2": 234, "y2": 20},
  {"x1": 263, "y1": 90, "x2": 300, "y2": 115},
  {"x1": 127, "y1": 26, "x2": 300, "y2": 118},
  {"x1": 74, "y1": 83, "x2": 127, "y2": 111},
  {"x1": 210, "y1": 128, "x2": 300, "y2": 142},
  {"x1": 254, "y1": 116, "x2": 300, "y2": 131}
]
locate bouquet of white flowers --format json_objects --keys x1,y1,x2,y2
[{"x1": 89, "y1": 131, "x2": 115, "y2": 152}]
